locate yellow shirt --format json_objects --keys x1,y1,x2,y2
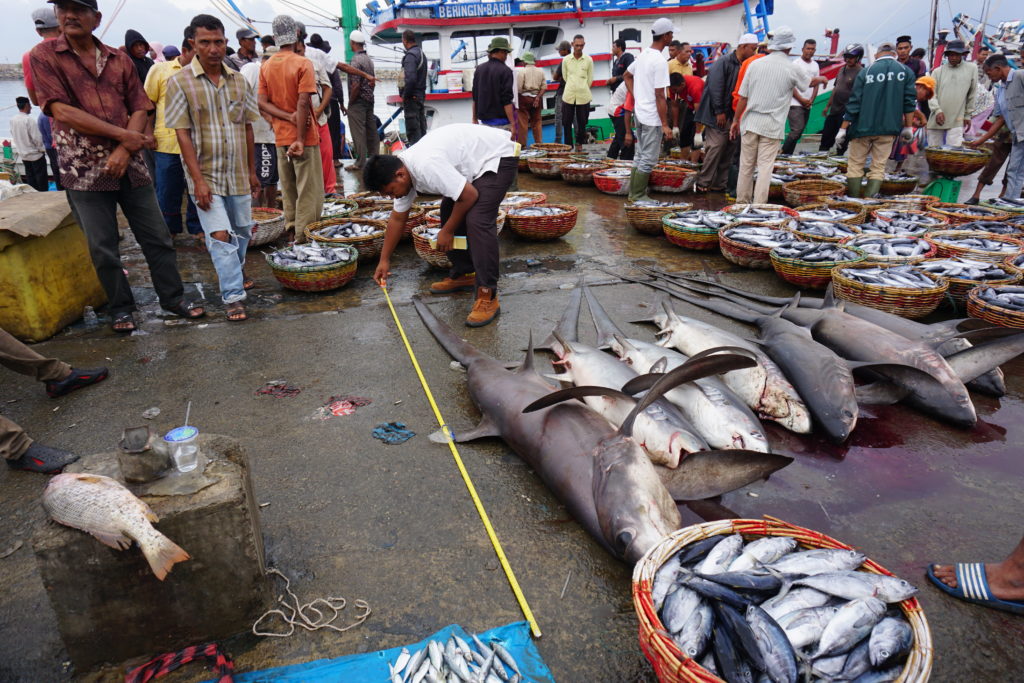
[
  {"x1": 668, "y1": 60, "x2": 694, "y2": 78},
  {"x1": 143, "y1": 58, "x2": 186, "y2": 154},
  {"x1": 560, "y1": 53, "x2": 594, "y2": 105}
]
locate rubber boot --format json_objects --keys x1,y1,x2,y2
[
  {"x1": 726, "y1": 164, "x2": 739, "y2": 197},
  {"x1": 864, "y1": 179, "x2": 882, "y2": 198},
  {"x1": 628, "y1": 170, "x2": 652, "y2": 203},
  {"x1": 846, "y1": 176, "x2": 862, "y2": 198}
]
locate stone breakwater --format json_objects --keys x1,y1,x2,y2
[{"x1": 1, "y1": 64, "x2": 25, "y2": 79}]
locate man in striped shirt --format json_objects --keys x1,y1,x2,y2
[{"x1": 166, "y1": 14, "x2": 261, "y2": 322}]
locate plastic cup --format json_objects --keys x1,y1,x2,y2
[{"x1": 164, "y1": 426, "x2": 200, "y2": 473}]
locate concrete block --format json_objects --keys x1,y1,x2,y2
[{"x1": 31, "y1": 434, "x2": 269, "y2": 670}]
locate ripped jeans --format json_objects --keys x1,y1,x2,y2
[{"x1": 192, "y1": 194, "x2": 253, "y2": 304}]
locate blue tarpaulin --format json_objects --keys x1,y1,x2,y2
[{"x1": 209, "y1": 621, "x2": 555, "y2": 682}]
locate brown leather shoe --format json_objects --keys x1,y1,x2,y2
[
  {"x1": 430, "y1": 273, "x2": 476, "y2": 294},
  {"x1": 466, "y1": 287, "x2": 500, "y2": 327}
]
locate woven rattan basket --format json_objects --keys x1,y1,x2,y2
[
  {"x1": 632, "y1": 517, "x2": 933, "y2": 683},
  {"x1": 883, "y1": 195, "x2": 940, "y2": 211},
  {"x1": 411, "y1": 225, "x2": 452, "y2": 269},
  {"x1": 305, "y1": 218, "x2": 386, "y2": 261},
  {"x1": 250, "y1": 207, "x2": 286, "y2": 247},
  {"x1": 967, "y1": 285, "x2": 1024, "y2": 328},
  {"x1": 718, "y1": 224, "x2": 801, "y2": 269},
  {"x1": 265, "y1": 248, "x2": 358, "y2": 292},
  {"x1": 841, "y1": 234, "x2": 936, "y2": 264},
  {"x1": 879, "y1": 176, "x2": 919, "y2": 195},
  {"x1": 650, "y1": 166, "x2": 693, "y2": 193},
  {"x1": 981, "y1": 199, "x2": 1024, "y2": 214},
  {"x1": 531, "y1": 142, "x2": 571, "y2": 155},
  {"x1": 722, "y1": 203, "x2": 798, "y2": 228},
  {"x1": 593, "y1": 169, "x2": 632, "y2": 195},
  {"x1": 662, "y1": 213, "x2": 721, "y2": 251},
  {"x1": 871, "y1": 209, "x2": 945, "y2": 230},
  {"x1": 528, "y1": 157, "x2": 571, "y2": 178},
  {"x1": 770, "y1": 245, "x2": 866, "y2": 289},
  {"x1": 924, "y1": 146, "x2": 990, "y2": 177},
  {"x1": 506, "y1": 204, "x2": 577, "y2": 240},
  {"x1": 832, "y1": 262, "x2": 948, "y2": 318},
  {"x1": 626, "y1": 202, "x2": 694, "y2": 235},
  {"x1": 918, "y1": 258, "x2": 1022, "y2": 303},
  {"x1": 321, "y1": 197, "x2": 360, "y2": 219},
  {"x1": 424, "y1": 208, "x2": 507, "y2": 233},
  {"x1": 351, "y1": 206, "x2": 424, "y2": 240},
  {"x1": 1006, "y1": 253, "x2": 1024, "y2": 270},
  {"x1": 782, "y1": 179, "x2": 844, "y2": 207},
  {"x1": 795, "y1": 201, "x2": 866, "y2": 225},
  {"x1": 518, "y1": 149, "x2": 547, "y2": 171},
  {"x1": 790, "y1": 219, "x2": 862, "y2": 243},
  {"x1": 561, "y1": 162, "x2": 608, "y2": 186},
  {"x1": 501, "y1": 191, "x2": 547, "y2": 209},
  {"x1": 924, "y1": 230, "x2": 1024, "y2": 262},
  {"x1": 928, "y1": 203, "x2": 1010, "y2": 225},
  {"x1": 344, "y1": 191, "x2": 392, "y2": 208}
]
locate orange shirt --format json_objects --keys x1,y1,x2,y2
[
  {"x1": 732, "y1": 53, "x2": 766, "y2": 112},
  {"x1": 258, "y1": 50, "x2": 319, "y2": 147}
]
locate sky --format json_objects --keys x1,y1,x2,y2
[{"x1": 1, "y1": 0, "x2": 1020, "y2": 63}]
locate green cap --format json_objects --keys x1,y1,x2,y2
[
  {"x1": 521, "y1": 51, "x2": 536, "y2": 64},
  {"x1": 487, "y1": 36, "x2": 511, "y2": 54}
]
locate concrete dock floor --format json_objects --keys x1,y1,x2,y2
[{"x1": 1, "y1": 166, "x2": 1023, "y2": 682}]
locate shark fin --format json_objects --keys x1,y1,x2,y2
[
  {"x1": 522, "y1": 385, "x2": 634, "y2": 414},
  {"x1": 942, "y1": 332, "x2": 1024, "y2": 384},
  {"x1": 854, "y1": 381, "x2": 909, "y2": 405},
  {"x1": 656, "y1": 450, "x2": 794, "y2": 502},
  {"x1": 536, "y1": 281, "x2": 583, "y2": 352},
  {"x1": 517, "y1": 331, "x2": 536, "y2": 374},
  {"x1": 453, "y1": 416, "x2": 502, "y2": 443},
  {"x1": 583, "y1": 284, "x2": 630, "y2": 349}
]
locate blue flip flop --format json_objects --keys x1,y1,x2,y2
[{"x1": 926, "y1": 562, "x2": 1024, "y2": 615}]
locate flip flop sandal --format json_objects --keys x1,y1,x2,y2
[
  {"x1": 243, "y1": 275, "x2": 255, "y2": 290},
  {"x1": 111, "y1": 312, "x2": 136, "y2": 334},
  {"x1": 165, "y1": 300, "x2": 206, "y2": 319},
  {"x1": 226, "y1": 302, "x2": 248, "y2": 322},
  {"x1": 926, "y1": 563, "x2": 1024, "y2": 615}
]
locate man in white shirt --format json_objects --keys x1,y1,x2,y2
[
  {"x1": 780, "y1": 38, "x2": 820, "y2": 155},
  {"x1": 622, "y1": 18, "x2": 675, "y2": 202},
  {"x1": 10, "y1": 97, "x2": 48, "y2": 192},
  {"x1": 241, "y1": 48, "x2": 279, "y2": 209},
  {"x1": 366, "y1": 124, "x2": 518, "y2": 328}
]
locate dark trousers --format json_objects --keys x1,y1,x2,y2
[
  {"x1": 22, "y1": 156, "x2": 49, "y2": 192},
  {"x1": 442, "y1": 156, "x2": 517, "y2": 290},
  {"x1": 154, "y1": 151, "x2": 201, "y2": 235},
  {"x1": 818, "y1": 112, "x2": 849, "y2": 154},
  {"x1": 0, "y1": 326, "x2": 72, "y2": 459},
  {"x1": 695, "y1": 122, "x2": 735, "y2": 190},
  {"x1": 608, "y1": 114, "x2": 634, "y2": 160},
  {"x1": 67, "y1": 179, "x2": 185, "y2": 316},
  {"x1": 348, "y1": 100, "x2": 379, "y2": 167},
  {"x1": 328, "y1": 100, "x2": 343, "y2": 161},
  {"x1": 782, "y1": 105, "x2": 810, "y2": 155},
  {"x1": 45, "y1": 147, "x2": 61, "y2": 190},
  {"x1": 562, "y1": 102, "x2": 590, "y2": 147},
  {"x1": 403, "y1": 94, "x2": 427, "y2": 145}
]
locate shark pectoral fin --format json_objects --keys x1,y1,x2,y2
[
  {"x1": 942, "y1": 332, "x2": 1024, "y2": 384},
  {"x1": 848, "y1": 361, "x2": 944, "y2": 404},
  {"x1": 854, "y1": 381, "x2": 909, "y2": 405},
  {"x1": 650, "y1": 357, "x2": 669, "y2": 374},
  {"x1": 620, "y1": 373, "x2": 661, "y2": 397},
  {"x1": 452, "y1": 417, "x2": 503, "y2": 443},
  {"x1": 523, "y1": 386, "x2": 634, "y2": 413},
  {"x1": 656, "y1": 450, "x2": 794, "y2": 501}
]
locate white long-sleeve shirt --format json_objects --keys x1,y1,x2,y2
[{"x1": 10, "y1": 111, "x2": 45, "y2": 162}]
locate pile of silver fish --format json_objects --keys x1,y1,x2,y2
[
  {"x1": 666, "y1": 210, "x2": 735, "y2": 230},
  {"x1": 794, "y1": 220, "x2": 859, "y2": 240},
  {"x1": 722, "y1": 226, "x2": 796, "y2": 249},
  {"x1": 322, "y1": 202, "x2": 354, "y2": 217},
  {"x1": 958, "y1": 220, "x2": 1022, "y2": 236},
  {"x1": 420, "y1": 227, "x2": 444, "y2": 241},
  {"x1": 727, "y1": 205, "x2": 792, "y2": 225},
  {"x1": 630, "y1": 199, "x2": 692, "y2": 208},
  {"x1": 837, "y1": 265, "x2": 937, "y2": 288},
  {"x1": 975, "y1": 285, "x2": 1024, "y2": 311},
  {"x1": 796, "y1": 207, "x2": 858, "y2": 222},
  {"x1": 918, "y1": 257, "x2": 1015, "y2": 281},
  {"x1": 358, "y1": 193, "x2": 391, "y2": 203},
  {"x1": 787, "y1": 164, "x2": 836, "y2": 176},
  {"x1": 938, "y1": 205, "x2": 1005, "y2": 219},
  {"x1": 562, "y1": 162, "x2": 602, "y2": 172},
  {"x1": 519, "y1": 148, "x2": 546, "y2": 159},
  {"x1": 500, "y1": 194, "x2": 534, "y2": 207},
  {"x1": 838, "y1": 196, "x2": 888, "y2": 207},
  {"x1": 856, "y1": 219, "x2": 931, "y2": 237},
  {"x1": 416, "y1": 198, "x2": 443, "y2": 209},
  {"x1": 929, "y1": 144, "x2": 986, "y2": 155},
  {"x1": 269, "y1": 243, "x2": 357, "y2": 267},
  {"x1": 985, "y1": 197, "x2": 1024, "y2": 210},
  {"x1": 772, "y1": 243, "x2": 861, "y2": 262},
  {"x1": 883, "y1": 172, "x2": 917, "y2": 183},
  {"x1": 772, "y1": 173, "x2": 799, "y2": 184},
  {"x1": 360, "y1": 209, "x2": 393, "y2": 222},
  {"x1": 388, "y1": 633, "x2": 525, "y2": 683},
  {"x1": 652, "y1": 533, "x2": 917, "y2": 683},
  {"x1": 873, "y1": 210, "x2": 941, "y2": 226},
  {"x1": 1011, "y1": 253, "x2": 1024, "y2": 268},
  {"x1": 596, "y1": 167, "x2": 632, "y2": 177},
  {"x1": 508, "y1": 206, "x2": 566, "y2": 217},
  {"x1": 929, "y1": 233, "x2": 1020, "y2": 254},
  {"x1": 313, "y1": 221, "x2": 384, "y2": 239},
  {"x1": 846, "y1": 236, "x2": 931, "y2": 259}
]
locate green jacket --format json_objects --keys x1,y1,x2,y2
[{"x1": 844, "y1": 56, "x2": 916, "y2": 139}]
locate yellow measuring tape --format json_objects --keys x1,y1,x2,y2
[{"x1": 379, "y1": 284, "x2": 542, "y2": 638}]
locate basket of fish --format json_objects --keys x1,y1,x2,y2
[
  {"x1": 801, "y1": 201, "x2": 866, "y2": 225},
  {"x1": 266, "y1": 243, "x2": 358, "y2": 292},
  {"x1": 881, "y1": 195, "x2": 939, "y2": 212},
  {"x1": 768, "y1": 173, "x2": 798, "y2": 202},
  {"x1": 790, "y1": 219, "x2": 861, "y2": 243},
  {"x1": 321, "y1": 197, "x2": 360, "y2": 218},
  {"x1": 561, "y1": 161, "x2": 609, "y2": 186},
  {"x1": 782, "y1": 179, "x2": 845, "y2": 207},
  {"x1": 870, "y1": 209, "x2": 944, "y2": 231},
  {"x1": 527, "y1": 156, "x2": 571, "y2": 179},
  {"x1": 662, "y1": 211, "x2": 734, "y2": 251},
  {"x1": 353, "y1": 205, "x2": 424, "y2": 239},
  {"x1": 632, "y1": 517, "x2": 932, "y2": 683},
  {"x1": 344, "y1": 191, "x2": 392, "y2": 208},
  {"x1": 500, "y1": 191, "x2": 547, "y2": 209},
  {"x1": 788, "y1": 163, "x2": 838, "y2": 180},
  {"x1": 506, "y1": 204, "x2": 577, "y2": 241},
  {"x1": 531, "y1": 142, "x2": 572, "y2": 155},
  {"x1": 518, "y1": 147, "x2": 547, "y2": 171},
  {"x1": 719, "y1": 224, "x2": 802, "y2": 270},
  {"x1": 250, "y1": 207, "x2": 286, "y2": 247},
  {"x1": 770, "y1": 243, "x2": 866, "y2": 290},
  {"x1": 305, "y1": 218, "x2": 386, "y2": 261},
  {"x1": 411, "y1": 225, "x2": 453, "y2": 269},
  {"x1": 413, "y1": 195, "x2": 444, "y2": 210},
  {"x1": 924, "y1": 230, "x2": 1024, "y2": 262},
  {"x1": 593, "y1": 167, "x2": 633, "y2": 195},
  {"x1": 722, "y1": 204, "x2": 798, "y2": 228},
  {"x1": 832, "y1": 263, "x2": 948, "y2": 318},
  {"x1": 650, "y1": 165, "x2": 694, "y2": 193},
  {"x1": 917, "y1": 257, "x2": 1022, "y2": 303},
  {"x1": 425, "y1": 208, "x2": 506, "y2": 233},
  {"x1": 856, "y1": 219, "x2": 933, "y2": 237},
  {"x1": 626, "y1": 200, "x2": 695, "y2": 235},
  {"x1": 956, "y1": 220, "x2": 1023, "y2": 236},
  {"x1": 967, "y1": 284, "x2": 1024, "y2": 328},
  {"x1": 927, "y1": 202, "x2": 1010, "y2": 225},
  {"x1": 924, "y1": 145, "x2": 990, "y2": 177},
  {"x1": 878, "y1": 173, "x2": 919, "y2": 196},
  {"x1": 841, "y1": 235, "x2": 936, "y2": 264},
  {"x1": 981, "y1": 197, "x2": 1024, "y2": 214}
]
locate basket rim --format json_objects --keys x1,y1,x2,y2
[
  {"x1": 264, "y1": 248, "x2": 358, "y2": 272},
  {"x1": 770, "y1": 244, "x2": 866, "y2": 265},
  {"x1": 832, "y1": 261, "x2": 949, "y2": 295}
]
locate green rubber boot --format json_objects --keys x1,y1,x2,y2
[
  {"x1": 864, "y1": 179, "x2": 883, "y2": 198},
  {"x1": 628, "y1": 170, "x2": 652, "y2": 203},
  {"x1": 846, "y1": 176, "x2": 862, "y2": 198}
]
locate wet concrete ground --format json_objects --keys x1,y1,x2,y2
[{"x1": 1, "y1": 162, "x2": 1023, "y2": 682}]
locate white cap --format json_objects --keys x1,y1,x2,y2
[
  {"x1": 349, "y1": 30, "x2": 367, "y2": 44},
  {"x1": 769, "y1": 26, "x2": 796, "y2": 51},
  {"x1": 737, "y1": 32, "x2": 759, "y2": 46},
  {"x1": 651, "y1": 18, "x2": 676, "y2": 37}
]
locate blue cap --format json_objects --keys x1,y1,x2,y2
[{"x1": 164, "y1": 426, "x2": 198, "y2": 442}]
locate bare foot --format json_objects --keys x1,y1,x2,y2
[{"x1": 932, "y1": 560, "x2": 1024, "y2": 601}]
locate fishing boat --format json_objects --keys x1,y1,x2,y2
[{"x1": 365, "y1": 0, "x2": 775, "y2": 140}]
